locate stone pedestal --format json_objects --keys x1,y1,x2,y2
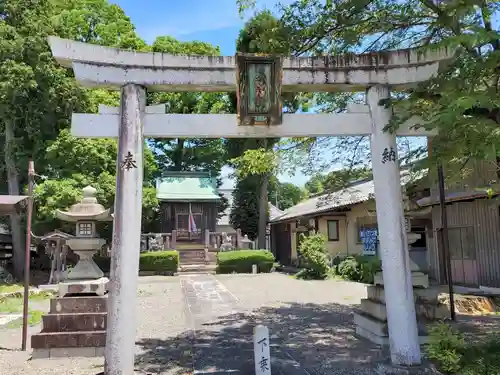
[
  {"x1": 374, "y1": 256, "x2": 429, "y2": 289},
  {"x1": 31, "y1": 279, "x2": 109, "y2": 358},
  {"x1": 374, "y1": 271, "x2": 429, "y2": 289},
  {"x1": 354, "y1": 285, "x2": 449, "y2": 346}
]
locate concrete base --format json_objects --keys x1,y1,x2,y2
[
  {"x1": 367, "y1": 285, "x2": 442, "y2": 304},
  {"x1": 58, "y1": 277, "x2": 109, "y2": 297},
  {"x1": 361, "y1": 297, "x2": 449, "y2": 322},
  {"x1": 374, "y1": 272, "x2": 429, "y2": 289},
  {"x1": 32, "y1": 346, "x2": 105, "y2": 359},
  {"x1": 354, "y1": 313, "x2": 428, "y2": 346}
]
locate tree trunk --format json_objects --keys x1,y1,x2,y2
[
  {"x1": 257, "y1": 172, "x2": 269, "y2": 249},
  {"x1": 4, "y1": 119, "x2": 25, "y2": 280},
  {"x1": 257, "y1": 139, "x2": 269, "y2": 250},
  {"x1": 173, "y1": 139, "x2": 185, "y2": 170}
]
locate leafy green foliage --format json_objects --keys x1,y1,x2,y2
[
  {"x1": 336, "y1": 256, "x2": 381, "y2": 284},
  {"x1": 275, "y1": 0, "x2": 500, "y2": 179},
  {"x1": 295, "y1": 233, "x2": 330, "y2": 280},
  {"x1": 139, "y1": 251, "x2": 179, "y2": 273},
  {"x1": 230, "y1": 176, "x2": 260, "y2": 240},
  {"x1": 427, "y1": 323, "x2": 465, "y2": 374},
  {"x1": 0, "y1": 0, "x2": 148, "y2": 277},
  {"x1": 216, "y1": 250, "x2": 275, "y2": 274},
  {"x1": 428, "y1": 322, "x2": 500, "y2": 374},
  {"x1": 32, "y1": 128, "x2": 159, "y2": 237},
  {"x1": 305, "y1": 168, "x2": 372, "y2": 196},
  {"x1": 268, "y1": 178, "x2": 307, "y2": 210}
]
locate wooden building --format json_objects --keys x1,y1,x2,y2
[
  {"x1": 417, "y1": 160, "x2": 500, "y2": 288},
  {"x1": 156, "y1": 172, "x2": 221, "y2": 242}
]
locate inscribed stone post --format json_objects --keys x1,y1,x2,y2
[
  {"x1": 253, "y1": 325, "x2": 271, "y2": 375},
  {"x1": 105, "y1": 83, "x2": 146, "y2": 375},
  {"x1": 367, "y1": 84, "x2": 420, "y2": 365}
]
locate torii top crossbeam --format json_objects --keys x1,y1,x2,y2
[{"x1": 48, "y1": 36, "x2": 454, "y2": 92}]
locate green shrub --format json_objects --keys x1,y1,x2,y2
[
  {"x1": 295, "y1": 233, "x2": 330, "y2": 280},
  {"x1": 216, "y1": 250, "x2": 275, "y2": 274},
  {"x1": 93, "y1": 250, "x2": 179, "y2": 273},
  {"x1": 427, "y1": 323, "x2": 465, "y2": 374},
  {"x1": 427, "y1": 322, "x2": 500, "y2": 374},
  {"x1": 337, "y1": 255, "x2": 381, "y2": 283}
]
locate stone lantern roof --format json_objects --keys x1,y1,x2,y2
[{"x1": 56, "y1": 186, "x2": 113, "y2": 222}]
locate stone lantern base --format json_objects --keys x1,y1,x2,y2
[{"x1": 31, "y1": 278, "x2": 109, "y2": 359}]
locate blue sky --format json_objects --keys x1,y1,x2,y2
[
  {"x1": 113, "y1": 0, "x2": 309, "y2": 188},
  {"x1": 110, "y1": 1, "x2": 496, "y2": 189}
]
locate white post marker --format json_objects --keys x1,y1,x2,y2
[{"x1": 253, "y1": 325, "x2": 271, "y2": 375}]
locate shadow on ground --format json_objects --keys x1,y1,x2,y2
[
  {"x1": 135, "y1": 302, "x2": 387, "y2": 375},
  {"x1": 452, "y1": 314, "x2": 500, "y2": 338}
]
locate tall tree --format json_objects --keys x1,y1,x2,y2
[
  {"x1": 304, "y1": 167, "x2": 372, "y2": 197},
  {"x1": 0, "y1": 0, "x2": 147, "y2": 278},
  {"x1": 33, "y1": 128, "x2": 159, "y2": 237},
  {"x1": 229, "y1": 10, "x2": 304, "y2": 248},
  {"x1": 147, "y1": 36, "x2": 232, "y2": 217},
  {"x1": 268, "y1": 179, "x2": 307, "y2": 210},
  {"x1": 281, "y1": 0, "x2": 499, "y2": 177},
  {"x1": 238, "y1": 0, "x2": 499, "y2": 184}
]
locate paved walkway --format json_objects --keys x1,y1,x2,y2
[
  {"x1": 0, "y1": 273, "x2": 388, "y2": 375},
  {"x1": 180, "y1": 274, "x2": 316, "y2": 375}
]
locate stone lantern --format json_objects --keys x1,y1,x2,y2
[
  {"x1": 31, "y1": 186, "x2": 113, "y2": 358},
  {"x1": 55, "y1": 185, "x2": 112, "y2": 294}
]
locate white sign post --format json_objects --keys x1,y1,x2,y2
[{"x1": 253, "y1": 325, "x2": 271, "y2": 375}]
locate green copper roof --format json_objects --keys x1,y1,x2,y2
[{"x1": 156, "y1": 172, "x2": 220, "y2": 201}]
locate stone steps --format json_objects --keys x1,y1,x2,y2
[
  {"x1": 179, "y1": 264, "x2": 217, "y2": 274},
  {"x1": 42, "y1": 312, "x2": 107, "y2": 332},
  {"x1": 32, "y1": 294, "x2": 108, "y2": 358},
  {"x1": 31, "y1": 330, "x2": 106, "y2": 349},
  {"x1": 178, "y1": 249, "x2": 217, "y2": 266},
  {"x1": 50, "y1": 296, "x2": 107, "y2": 314}
]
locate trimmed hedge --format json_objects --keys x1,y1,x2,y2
[
  {"x1": 216, "y1": 250, "x2": 275, "y2": 274},
  {"x1": 93, "y1": 250, "x2": 179, "y2": 274}
]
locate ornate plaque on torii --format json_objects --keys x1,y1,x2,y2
[{"x1": 235, "y1": 53, "x2": 283, "y2": 126}]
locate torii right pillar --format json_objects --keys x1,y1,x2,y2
[{"x1": 367, "y1": 84, "x2": 421, "y2": 365}]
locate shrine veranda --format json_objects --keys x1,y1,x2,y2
[{"x1": 46, "y1": 36, "x2": 454, "y2": 374}]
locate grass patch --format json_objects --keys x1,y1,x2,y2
[
  {"x1": 6, "y1": 310, "x2": 44, "y2": 329},
  {"x1": 0, "y1": 292, "x2": 53, "y2": 313},
  {"x1": 0, "y1": 292, "x2": 52, "y2": 329},
  {"x1": 0, "y1": 283, "x2": 23, "y2": 294}
]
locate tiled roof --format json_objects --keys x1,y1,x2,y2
[
  {"x1": 271, "y1": 169, "x2": 426, "y2": 223},
  {"x1": 156, "y1": 172, "x2": 220, "y2": 201}
]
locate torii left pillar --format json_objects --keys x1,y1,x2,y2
[{"x1": 105, "y1": 83, "x2": 146, "y2": 375}]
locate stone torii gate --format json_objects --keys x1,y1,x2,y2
[{"x1": 47, "y1": 36, "x2": 453, "y2": 374}]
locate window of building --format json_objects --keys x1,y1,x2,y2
[
  {"x1": 327, "y1": 220, "x2": 339, "y2": 241},
  {"x1": 78, "y1": 222, "x2": 93, "y2": 236}
]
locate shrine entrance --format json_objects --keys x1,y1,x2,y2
[{"x1": 46, "y1": 35, "x2": 454, "y2": 373}]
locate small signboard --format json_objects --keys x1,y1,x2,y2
[
  {"x1": 235, "y1": 53, "x2": 283, "y2": 126},
  {"x1": 253, "y1": 324, "x2": 271, "y2": 375},
  {"x1": 361, "y1": 228, "x2": 378, "y2": 256}
]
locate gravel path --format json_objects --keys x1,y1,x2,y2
[{"x1": 0, "y1": 273, "x2": 390, "y2": 375}]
